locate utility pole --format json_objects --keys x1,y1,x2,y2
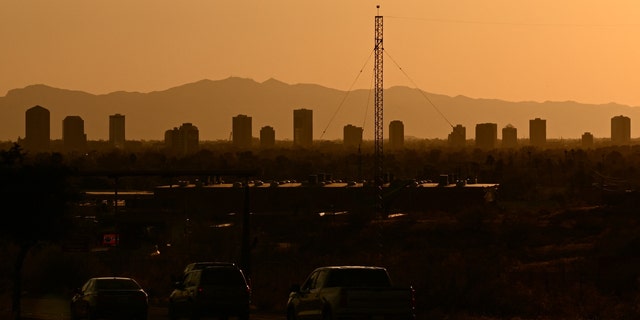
[{"x1": 374, "y1": 5, "x2": 384, "y2": 218}]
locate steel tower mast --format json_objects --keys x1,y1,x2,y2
[{"x1": 374, "y1": 6, "x2": 384, "y2": 218}]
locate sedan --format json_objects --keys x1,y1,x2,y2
[{"x1": 70, "y1": 276, "x2": 148, "y2": 320}]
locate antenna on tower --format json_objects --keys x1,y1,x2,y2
[{"x1": 373, "y1": 5, "x2": 384, "y2": 218}]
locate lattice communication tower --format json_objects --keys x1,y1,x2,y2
[{"x1": 374, "y1": 6, "x2": 384, "y2": 217}]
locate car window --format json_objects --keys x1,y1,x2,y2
[
  {"x1": 184, "y1": 271, "x2": 199, "y2": 286},
  {"x1": 324, "y1": 269, "x2": 391, "y2": 288},
  {"x1": 95, "y1": 279, "x2": 141, "y2": 290},
  {"x1": 82, "y1": 280, "x2": 93, "y2": 292},
  {"x1": 200, "y1": 268, "x2": 246, "y2": 286},
  {"x1": 301, "y1": 270, "x2": 319, "y2": 291}
]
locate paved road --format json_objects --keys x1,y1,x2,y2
[{"x1": 2, "y1": 295, "x2": 283, "y2": 320}]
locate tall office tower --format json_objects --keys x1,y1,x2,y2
[
  {"x1": 388, "y1": 120, "x2": 404, "y2": 149},
  {"x1": 475, "y1": 123, "x2": 497, "y2": 150},
  {"x1": 582, "y1": 132, "x2": 594, "y2": 148},
  {"x1": 24, "y1": 105, "x2": 50, "y2": 152},
  {"x1": 62, "y1": 115, "x2": 87, "y2": 152},
  {"x1": 164, "y1": 127, "x2": 179, "y2": 152},
  {"x1": 343, "y1": 124, "x2": 363, "y2": 147},
  {"x1": 232, "y1": 114, "x2": 252, "y2": 148},
  {"x1": 502, "y1": 124, "x2": 518, "y2": 148},
  {"x1": 260, "y1": 126, "x2": 275, "y2": 147},
  {"x1": 109, "y1": 113, "x2": 125, "y2": 148},
  {"x1": 611, "y1": 115, "x2": 631, "y2": 145},
  {"x1": 293, "y1": 108, "x2": 313, "y2": 147},
  {"x1": 448, "y1": 124, "x2": 466, "y2": 148},
  {"x1": 179, "y1": 123, "x2": 199, "y2": 155},
  {"x1": 529, "y1": 118, "x2": 547, "y2": 147},
  {"x1": 164, "y1": 123, "x2": 199, "y2": 155}
]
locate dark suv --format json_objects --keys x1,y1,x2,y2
[{"x1": 168, "y1": 265, "x2": 251, "y2": 320}]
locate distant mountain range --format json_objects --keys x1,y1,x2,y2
[{"x1": 1, "y1": 77, "x2": 638, "y2": 142}]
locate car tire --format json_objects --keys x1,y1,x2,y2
[
  {"x1": 287, "y1": 307, "x2": 297, "y2": 320},
  {"x1": 322, "y1": 306, "x2": 333, "y2": 320},
  {"x1": 168, "y1": 304, "x2": 179, "y2": 320}
]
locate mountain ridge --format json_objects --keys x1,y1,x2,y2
[{"x1": 1, "y1": 77, "x2": 638, "y2": 142}]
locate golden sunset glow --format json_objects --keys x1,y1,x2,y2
[{"x1": 2, "y1": 1, "x2": 640, "y2": 106}]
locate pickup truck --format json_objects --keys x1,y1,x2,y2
[{"x1": 286, "y1": 265, "x2": 416, "y2": 320}]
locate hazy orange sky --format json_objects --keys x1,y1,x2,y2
[{"x1": 2, "y1": 1, "x2": 640, "y2": 106}]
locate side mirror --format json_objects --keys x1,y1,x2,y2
[{"x1": 173, "y1": 281, "x2": 185, "y2": 289}]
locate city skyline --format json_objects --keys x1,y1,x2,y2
[
  {"x1": 20, "y1": 105, "x2": 637, "y2": 153},
  {"x1": 3, "y1": 78, "x2": 640, "y2": 142},
  {"x1": 3, "y1": 2, "x2": 640, "y2": 108}
]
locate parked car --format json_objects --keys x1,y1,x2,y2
[
  {"x1": 70, "y1": 276, "x2": 149, "y2": 320},
  {"x1": 168, "y1": 265, "x2": 251, "y2": 320},
  {"x1": 287, "y1": 266, "x2": 416, "y2": 320}
]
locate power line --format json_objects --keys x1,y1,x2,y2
[
  {"x1": 320, "y1": 49, "x2": 375, "y2": 140},
  {"x1": 384, "y1": 48, "x2": 454, "y2": 129}
]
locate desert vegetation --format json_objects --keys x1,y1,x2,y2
[{"x1": 2, "y1": 139, "x2": 640, "y2": 319}]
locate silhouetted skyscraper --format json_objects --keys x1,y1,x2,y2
[
  {"x1": 502, "y1": 124, "x2": 518, "y2": 148},
  {"x1": 529, "y1": 118, "x2": 547, "y2": 147},
  {"x1": 232, "y1": 114, "x2": 252, "y2": 148},
  {"x1": 165, "y1": 123, "x2": 199, "y2": 155},
  {"x1": 388, "y1": 120, "x2": 404, "y2": 149},
  {"x1": 24, "y1": 105, "x2": 50, "y2": 152},
  {"x1": 343, "y1": 124, "x2": 363, "y2": 148},
  {"x1": 260, "y1": 126, "x2": 275, "y2": 147},
  {"x1": 63, "y1": 115, "x2": 87, "y2": 152},
  {"x1": 448, "y1": 124, "x2": 466, "y2": 148},
  {"x1": 582, "y1": 132, "x2": 594, "y2": 148},
  {"x1": 109, "y1": 113, "x2": 125, "y2": 148},
  {"x1": 475, "y1": 123, "x2": 497, "y2": 149},
  {"x1": 293, "y1": 108, "x2": 313, "y2": 147},
  {"x1": 611, "y1": 115, "x2": 631, "y2": 145}
]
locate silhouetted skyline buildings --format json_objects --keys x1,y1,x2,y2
[
  {"x1": 611, "y1": 115, "x2": 631, "y2": 145},
  {"x1": 388, "y1": 120, "x2": 404, "y2": 150},
  {"x1": 109, "y1": 113, "x2": 125, "y2": 149},
  {"x1": 293, "y1": 108, "x2": 313, "y2": 147},
  {"x1": 62, "y1": 115, "x2": 87, "y2": 152},
  {"x1": 343, "y1": 124, "x2": 363, "y2": 148},
  {"x1": 232, "y1": 114, "x2": 252, "y2": 148},
  {"x1": 19, "y1": 105, "x2": 637, "y2": 154},
  {"x1": 24, "y1": 105, "x2": 50, "y2": 152}
]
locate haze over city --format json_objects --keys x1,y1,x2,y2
[{"x1": 3, "y1": 1, "x2": 640, "y2": 107}]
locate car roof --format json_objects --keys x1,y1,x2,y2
[
  {"x1": 91, "y1": 276, "x2": 137, "y2": 280},
  {"x1": 184, "y1": 261, "x2": 238, "y2": 273},
  {"x1": 314, "y1": 266, "x2": 386, "y2": 271}
]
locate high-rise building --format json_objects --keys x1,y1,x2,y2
[
  {"x1": 165, "y1": 123, "x2": 199, "y2": 155},
  {"x1": 611, "y1": 115, "x2": 631, "y2": 145},
  {"x1": 388, "y1": 120, "x2": 404, "y2": 149},
  {"x1": 24, "y1": 105, "x2": 50, "y2": 152},
  {"x1": 529, "y1": 118, "x2": 547, "y2": 147},
  {"x1": 62, "y1": 116, "x2": 87, "y2": 152},
  {"x1": 502, "y1": 124, "x2": 518, "y2": 148},
  {"x1": 343, "y1": 124, "x2": 363, "y2": 148},
  {"x1": 448, "y1": 124, "x2": 466, "y2": 148},
  {"x1": 475, "y1": 123, "x2": 497, "y2": 149},
  {"x1": 260, "y1": 126, "x2": 275, "y2": 147},
  {"x1": 293, "y1": 108, "x2": 313, "y2": 147},
  {"x1": 582, "y1": 132, "x2": 594, "y2": 148},
  {"x1": 109, "y1": 113, "x2": 125, "y2": 148},
  {"x1": 232, "y1": 114, "x2": 252, "y2": 148}
]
